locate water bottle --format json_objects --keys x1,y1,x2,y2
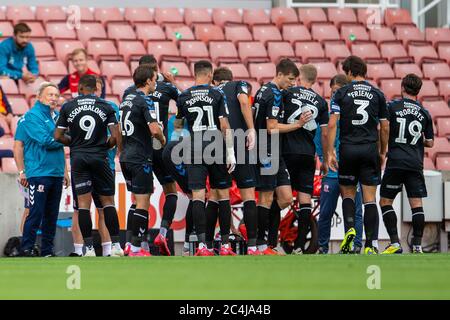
[
  {"x1": 189, "y1": 232, "x2": 198, "y2": 256},
  {"x1": 235, "y1": 240, "x2": 241, "y2": 255},
  {"x1": 302, "y1": 105, "x2": 317, "y2": 131}
]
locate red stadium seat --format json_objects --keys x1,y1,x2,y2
[
  {"x1": 249, "y1": 62, "x2": 276, "y2": 83},
  {"x1": 409, "y1": 44, "x2": 439, "y2": 64},
  {"x1": 438, "y1": 43, "x2": 450, "y2": 63},
  {"x1": 38, "y1": 60, "x2": 68, "y2": 77},
  {"x1": 424, "y1": 157, "x2": 436, "y2": 170},
  {"x1": 252, "y1": 25, "x2": 282, "y2": 44},
  {"x1": 107, "y1": 22, "x2": 136, "y2": 41},
  {"x1": 366, "y1": 63, "x2": 394, "y2": 82},
  {"x1": 341, "y1": 24, "x2": 369, "y2": 44},
  {"x1": 10, "y1": 116, "x2": 20, "y2": 136},
  {"x1": 94, "y1": 7, "x2": 124, "y2": 25},
  {"x1": 327, "y1": 8, "x2": 357, "y2": 27},
  {"x1": 238, "y1": 42, "x2": 269, "y2": 64},
  {"x1": 0, "y1": 78, "x2": 19, "y2": 94},
  {"x1": 324, "y1": 42, "x2": 351, "y2": 64},
  {"x1": 357, "y1": 8, "x2": 384, "y2": 26},
  {"x1": 437, "y1": 79, "x2": 450, "y2": 101},
  {"x1": 380, "y1": 42, "x2": 411, "y2": 63},
  {"x1": 78, "y1": 7, "x2": 95, "y2": 21},
  {"x1": 311, "y1": 23, "x2": 340, "y2": 43},
  {"x1": 427, "y1": 137, "x2": 450, "y2": 161},
  {"x1": 18, "y1": 77, "x2": 46, "y2": 100},
  {"x1": 36, "y1": 6, "x2": 66, "y2": 23},
  {"x1": 282, "y1": 25, "x2": 311, "y2": 44},
  {"x1": 54, "y1": 40, "x2": 84, "y2": 63},
  {"x1": 351, "y1": 42, "x2": 381, "y2": 60},
  {"x1": 423, "y1": 63, "x2": 450, "y2": 81},
  {"x1": 176, "y1": 78, "x2": 195, "y2": 91},
  {"x1": 418, "y1": 80, "x2": 440, "y2": 100},
  {"x1": 179, "y1": 41, "x2": 209, "y2": 61},
  {"x1": 0, "y1": 117, "x2": 10, "y2": 135},
  {"x1": 147, "y1": 41, "x2": 180, "y2": 62},
  {"x1": 369, "y1": 27, "x2": 396, "y2": 45},
  {"x1": 27, "y1": 22, "x2": 47, "y2": 38},
  {"x1": 297, "y1": 8, "x2": 327, "y2": 27},
  {"x1": 380, "y1": 78, "x2": 402, "y2": 100},
  {"x1": 136, "y1": 24, "x2": 166, "y2": 46},
  {"x1": 2, "y1": 158, "x2": 18, "y2": 173},
  {"x1": 436, "y1": 156, "x2": 450, "y2": 170},
  {"x1": 46, "y1": 22, "x2": 77, "y2": 39},
  {"x1": 166, "y1": 25, "x2": 195, "y2": 41},
  {"x1": 225, "y1": 25, "x2": 253, "y2": 44},
  {"x1": 220, "y1": 63, "x2": 250, "y2": 79},
  {"x1": 8, "y1": 96, "x2": 29, "y2": 116},
  {"x1": 194, "y1": 24, "x2": 225, "y2": 43},
  {"x1": 313, "y1": 62, "x2": 337, "y2": 80},
  {"x1": 426, "y1": 28, "x2": 450, "y2": 47},
  {"x1": 77, "y1": 23, "x2": 107, "y2": 46},
  {"x1": 86, "y1": 40, "x2": 119, "y2": 62},
  {"x1": 270, "y1": 7, "x2": 298, "y2": 26},
  {"x1": 154, "y1": 8, "x2": 184, "y2": 25},
  {"x1": 130, "y1": 61, "x2": 139, "y2": 74},
  {"x1": 209, "y1": 41, "x2": 239, "y2": 64},
  {"x1": 111, "y1": 77, "x2": 133, "y2": 96},
  {"x1": 184, "y1": 8, "x2": 212, "y2": 26},
  {"x1": 6, "y1": 6, "x2": 35, "y2": 23},
  {"x1": 117, "y1": 40, "x2": 146, "y2": 64},
  {"x1": 212, "y1": 8, "x2": 242, "y2": 27},
  {"x1": 0, "y1": 7, "x2": 4, "y2": 20},
  {"x1": 267, "y1": 41, "x2": 295, "y2": 63},
  {"x1": 160, "y1": 61, "x2": 191, "y2": 77},
  {"x1": 243, "y1": 9, "x2": 270, "y2": 26},
  {"x1": 384, "y1": 8, "x2": 413, "y2": 27},
  {"x1": 395, "y1": 26, "x2": 425, "y2": 45},
  {"x1": 394, "y1": 63, "x2": 423, "y2": 78},
  {"x1": 437, "y1": 117, "x2": 450, "y2": 137},
  {"x1": 0, "y1": 136, "x2": 14, "y2": 150},
  {"x1": 32, "y1": 40, "x2": 56, "y2": 60},
  {"x1": 0, "y1": 22, "x2": 14, "y2": 38},
  {"x1": 295, "y1": 41, "x2": 326, "y2": 63},
  {"x1": 100, "y1": 61, "x2": 131, "y2": 83},
  {"x1": 423, "y1": 100, "x2": 450, "y2": 118},
  {"x1": 124, "y1": 8, "x2": 154, "y2": 24}
]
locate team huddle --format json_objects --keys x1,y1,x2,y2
[{"x1": 53, "y1": 54, "x2": 434, "y2": 257}]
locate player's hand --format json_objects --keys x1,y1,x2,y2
[
  {"x1": 327, "y1": 153, "x2": 338, "y2": 172},
  {"x1": 246, "y1": 128, "x2": 256, "y2": 150},
  {"x1": 226, "y1": 153, "x2": 236, "y2": 174},
  {"x1": 298, "y1": 110, "x2": 313, "y2": 128},
  {"x1": 19, "y1": 172, "x2": 28, "y2": 188},
  {"x1": 163, "y1": 72, "x2": 175, "y2": 84},
  {"x1": 64, "y1": 173, "x2": 70, "y2": 189},
  {"x1": 379, "y1": 153, "x2": 386, "y2": 170},
  {"x1": 320, "y1": 161, "x2": 328, "y2": 176},
  {"x1": 160, "y1": 135, "x2": 166, "y2": 146}
]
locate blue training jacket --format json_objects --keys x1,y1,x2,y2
[
  {"x1": 106, "y1": 100, "x2": 120, "y2": 171},
  {"x1": 0, "y1": 37, "x2": 39, "y2": 80},
  {"x1": 314, "y1": 118, "x2": 340, "y2": 179},
  {"x1": 15, "y1": 101, "x2": 65, "y2": 178}
]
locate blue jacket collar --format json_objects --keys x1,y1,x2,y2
[{"x1": 34, "y1": 101, "x2": 52, "y2": 114}]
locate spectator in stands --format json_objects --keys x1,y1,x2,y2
[
  {"x1": 0, "y1": 23, "x2": 39, "y2": 83},
  {"x1": 14, "y1": 82, "x2": 69, "y2": 257},
  {"x1": 58, "y1": 48, "x2": 106, "y2": 98}
]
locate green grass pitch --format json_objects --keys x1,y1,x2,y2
[{"x1": 1, "y1": 254, "x2": 450, "y2": 300}]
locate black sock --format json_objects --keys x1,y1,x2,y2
[
  {"x1": 412, "y1": 207, "x2": 425, "y2": 246},
  {"x1": 219, "y1": 199, "x2": 231, "y2": 244},
  {"x1": 257, "y1": 205, "x2": 270, "y2": 246},
  {"x1": 268, "y1": 201, "x2": 281, "y2": 248},
  {"x1": 161, "y1": 194, "x2": 178, "y2": 229},
  {"x1": 126, "y1": 204, "x2": 136, "y2": 243},
  {"x1": 132, "y1": 209, "x2": 148, "y2": 247},
  {"x1": 381, "y1": 205, "x2": 399, "y2": 244},
  {"x1": 296, "y1": 204, "x2": 312, "y2": 251},
  {"x1": 103, "y1": 205, "x2": 120, "y2": 243},
  {"x1": 205, "y1": 200, "x2": 218, "y2": 248},
  {"x1": 243, "y1": 200, "x2": 257, "y2": 247},
  {"x1": 342, "y1": 198, "x2": 355, "y2": 231},
  {"x1": 78, "y1": 208, "x2": 93, "y2": 246},
  {"x1": 192, "y1": 200, "x2": 206, "y2": 243},
  {"x1": 364, "y1": 203, "x2": 379, "y2": 248},
  {"x1": 185, "y1": 200, "x2": 193, "y2": 243}
]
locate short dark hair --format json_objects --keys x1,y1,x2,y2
[
  {"x1": 14, "y1": 23, "x2": 31, "y2": 35},
  {"x1": 276, "y1": 58, "x2": 299, "y2": 77},
  {"x1": 78, "y1": 74, "x2": 97, "y2": 92},
  {"x1": 330, "y1": 74, "x2": 349, "y2": 88},
  {"x1": 402, "y1": 73, "x2": 422, "y2": 96},
  {"x1": 342, "y1": 55, "x2": 367, "y2": 78},
  {"x1": 133, "y1": 65, "x2": 155, "y2": 88},
  {"x1": 213, "y1": 67, "x2": 233, "y2": 82},
  {"x1": 194, "y1": 60, "x2": 213, "y2": 77},
  {"x1": 139, "y1": 54, "x2": 157, "y2": 66}
]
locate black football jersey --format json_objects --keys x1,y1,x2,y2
[
  {"x1": 386, "y1": 98, "x2": 434, "y2": 171},
  {"x1": 119, "y1": 90, "x2": 158, "y2": 164},
  {"x1": 151, "y1": 81, "x2": 180, "y2": 138},
  {"x1": 216, "y1": 81, "x2": 250, "y2": 131},
  {"x1": 56, "y1": 94, "x2": 117, "y2": 155},
  {"x1": 282, "y1": 86, "x2": 329, "y2": 156},
  {"x1": 331, "y1": 80, "x2": 388, "y2": 145}
]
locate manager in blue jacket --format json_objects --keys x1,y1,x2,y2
[
  {"x1": 14, "y1": 82, "x2": 69, "y2": 257},
  {"x1": 0, "y1": 23, "x2": 39, "y2": 83}
]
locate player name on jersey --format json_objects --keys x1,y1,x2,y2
[{"x1": 66, "y1": 99, "x2": 108, "y2": 123}]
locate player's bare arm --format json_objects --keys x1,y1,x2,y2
[
  {"x1": 327, "y1": 113, "x2": 339, "y2": 172},
  {"x1": 149, "y1": 122, "x2": 166, "y2": 146},
  {"x1": 107, "y1": 123, "x2": 119, "y2": 149},
  {"x1": 219, "y1": 117, "x2": 236, "y2": 173},
  {"x1": 53, "y1": 127, "x2": 72, "y2": 146},
  {"x1": 238, "y1": 93, "x2": 255, "y2": 150}
]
